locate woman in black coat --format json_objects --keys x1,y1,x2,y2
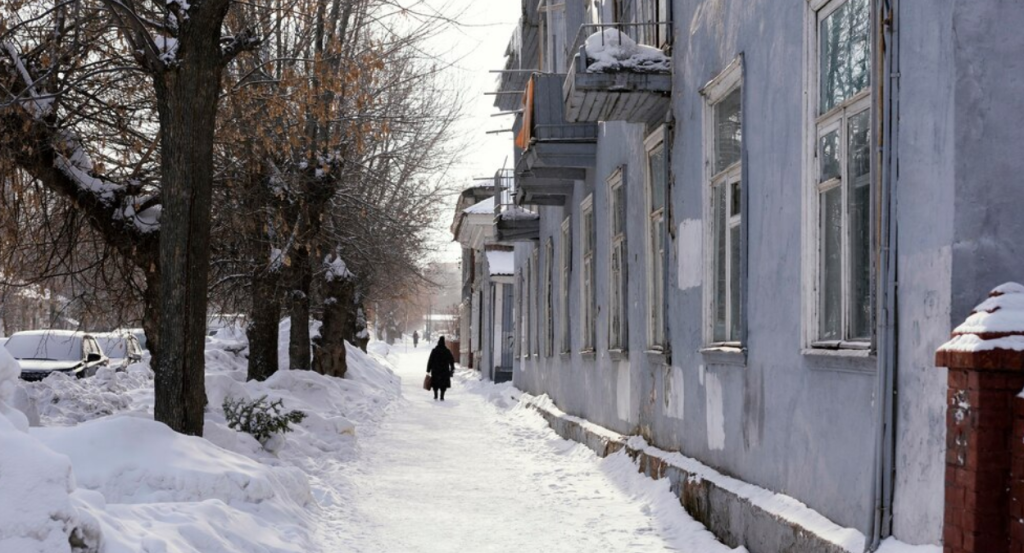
[{"x1": 426, "y1": 336, "x2": 456, "y2": 401}]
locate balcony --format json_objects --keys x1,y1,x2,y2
[
  {"x1": 563, "y1": 23, "x2": 672, "y2": 125},
  {"x1": 493, "y1": 169, "x2": 540, "y2": 242},
  {"x1": 514, "y1": 73, "x2": 597, "y2": 206}
]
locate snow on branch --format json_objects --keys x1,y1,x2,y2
[
  {"x1": 52, "y1": 131, "x2": 123, "y2": 204},
  {"x1": 324, "y1": 253, "x2": 353, "y2": 282},
  {"x1": 1, "y1": 42, "x2": 54, "y2": 119}
]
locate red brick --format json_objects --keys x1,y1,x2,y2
[{"x1": 944, "y1": 523, "x2": 963, "y2": 550}]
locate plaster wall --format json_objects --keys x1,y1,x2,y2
[
  {"x1": 889, "y1": 1, "x2": 954, "y2": 543},
  {"x1": 655, "y1": 0, "x2": 878, "y2": 533},
  {"x1": 949, "y1": 1, "x2": 1024, "y2": 320},
  {"x1": 508, "y1": 0, "x2": 1024, "y2": 544}
]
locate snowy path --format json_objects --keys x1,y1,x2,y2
[{"x1": 313, "y1": 340, "x2": 737, "y2": 552}]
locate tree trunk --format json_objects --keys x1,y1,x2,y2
[
  {"x1": 288, "y1": 246, "x2": 312, "y2": 371},
  {"x1": 312, "y1": 274, "x2": 355, "y2": 378},
  {"x1": 142, "y1": 270, "x2": 161, "y2": 361},
  {"x1": 247, "y1": 267, "x2": 282, "y2": 381},
  {"x1": 151, "y1": 25, "x2": 226, "y2": 437}
]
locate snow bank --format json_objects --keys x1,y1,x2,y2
[
  {"x1": 584, "y1": 28, "x2": 670, "y2": 73},
  {"x1": 0, "y1": 343, "x2": 101, "y2": 553},
  {"x1": 1, "y1": 323, "x2": 402, "y2": 553},
  {"x1": 20, "y1": 365, "x2": 154, "y2": 426},
  {"x1": 875, "y1": 538, "x2": 941, "y2": 553}
]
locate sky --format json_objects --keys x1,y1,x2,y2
[{"x1": 420, "y1": 0, "x2": 522, "y2": 263}]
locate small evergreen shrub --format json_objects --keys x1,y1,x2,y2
[{"x1": 223, "y1": 395, "x2": 307, "y2": 444}]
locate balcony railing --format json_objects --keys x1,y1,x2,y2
[
  {"x1": 563, "y1": 22, "x2": 672, "y2": 124},
  {"x1": 493, "y1": 168, "x2": 540, "y2": 242},
  {"x1": 568, "y1": 22, "x2": 672, "y2": 68}
]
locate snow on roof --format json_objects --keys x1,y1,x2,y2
[
  {"x1": 487, "y1": 250, "x2": 514, "y2": 276},
  {"x1": 584, "y1": 29, "x2": 671, "y2": 74},
  {"x1": 463, "y1": 197, "x2": 494, "y2": 215},
  {"x1": 9, "y1": 330, "x2": 82, "y2": 338},
  {"x1": 938, "y1": 282, "x2": 1024, "y2": 354}
]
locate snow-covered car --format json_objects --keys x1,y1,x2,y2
[
  {"x1": 3, "y1": 330, "x2": 108, "y2": 381},
  {"x1": 119, "y1": 328, "x2": 148, "y2": 352},
  {"x1": 93, "y1": 331, "x2": 145, "y2": 371}
]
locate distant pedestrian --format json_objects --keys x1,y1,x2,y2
[
  {"x1": 412, "y1": 330, "x2": 419, "y2": 348},
  {"x1": 426, "y1": 336, "x2": 455, "y2": 401}
]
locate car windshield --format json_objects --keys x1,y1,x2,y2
[
  {"x1": 96, "y1": 336, "x2": 128, "y2": 357},
  {"x1": 4, "y1": 334, "x2": 80, "y2": 361}
]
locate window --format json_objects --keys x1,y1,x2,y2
[
  {"x1": 613, "y1": 0, "x2": 669, "y2": 47},
  {"x1": 645, "y1": 128, "x2": 667, "y2": 350},
  {"x1": 703, "y1": 58, "x2": 743, "y2": 346},
  {"x1": 545, "y1": 238, "x2": 554, "y2": 356},
  {"x1": 608, "y1": 167, "x2": 628, "y2": 351},
  {"x1": 809, "y1": 0, "x2": 872, "y2": 346},
  {"x1": 581, "y1": 195, "x2": 596, "y2": 351},
  {"x1": 560, "y1": 217, "x2": 572, "y2": 354},
  {"x1": 539, "y1": 0, "x2": 566, "y2": 73}
]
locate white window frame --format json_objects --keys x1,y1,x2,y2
[
  {"x1": 538, "y1": 0, "x2": 566, "y2": 73},
  {"x1": 701, "y1": 56, "x2": 744, "y2": 349},
  {"x1": 581, "y1": 195, "x2": 596, "y2": 352},
  {"x1": 608, "y1": 166, "x2": 628, "y2": 352},
  {"x1": 644, "y1": 126, "x2": 667, "y2": 351},
  {"x1": 545, "y1": 237, "x2": 554, "y2": 357},
  {"x1": 802, "y1": 0, "x2": 874, "y2": 350},
  {"x1": 560, "y1": 216, "x2": 572, "y2": 354}
]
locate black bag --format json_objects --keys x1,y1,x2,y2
[{"x1": 423, "y1": 374, "x2": 432, "y2": 390}]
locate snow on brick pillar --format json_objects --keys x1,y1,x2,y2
[{"x1": 936, "y1": 283, "x2": 1024, "y2": 553}]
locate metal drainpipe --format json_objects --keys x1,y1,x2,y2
[{"x1": 870, "y1": 0, "x2": 899, "y2": 549}]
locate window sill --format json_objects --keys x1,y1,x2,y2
[
  {"x1": 803, "y1": 347, "x2": 876, "y2": 375},
  {"x1": 645, "y1": 350, "x2": 667, "y2": 366},
  {"x1": 560, "y1": 352, "x2": 572, "y2": 360},
  {"x1": 608, "y1": 349, "x2": 629, "y2": 362},
  {"x1": 580, "y1": 350, "x2": 597, "y2": 361},
  {"x1": 700, "y1": 346, "x2": 747, "y2": 367}
]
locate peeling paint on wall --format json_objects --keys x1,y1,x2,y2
[
  {"x1": 617, "y1": 362, "x2": 631, "y2": 422},
  {"x1": 678, "y1": 219, "x2": 703, "y2": 290},
  {"x1": 706, "y1": 372, "x2": 725, "y2": 451}
]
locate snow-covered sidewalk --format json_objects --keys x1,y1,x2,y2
[
  {"x1": 1, "y1": 331, "x2": 742, "y2": 553},
  {"x1": 329, "y1": 340, "x2": 740, "y2": 552}
]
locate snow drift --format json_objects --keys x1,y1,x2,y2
[{"x1": 1, "y1": 326, "x2": 401, "y2": 553}]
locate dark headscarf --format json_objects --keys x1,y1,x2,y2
[{"x1": 437, "y1": 336, "x2": 445, "y2": 347}]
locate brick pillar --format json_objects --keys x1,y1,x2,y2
[
  {"x1": 936, "y1": 283, "x2": 1024, "y2": 553},
  {"x1": 1011, "y1": 395, "x2": 1024, "y2": 552}
]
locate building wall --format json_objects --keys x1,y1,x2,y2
[
  {"x1": 509, "y1": 0, "x2": 1024, "y2": 546},
  {"x1": 890, "y1": 0, "x2": 954, "y2": 542}
]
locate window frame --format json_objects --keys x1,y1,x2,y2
[
  {"x1": 608, "y1": 166, "x2": 629, "y2": 352},
  {"x1": 580, "y1": 194, "x2": 596, "y2": 352},
  {"x1": 644, "y1": 126, "x2": 667, "y2": 352},
  {"x1": 545, "y1": 237, "x2": 554, "y2": 357},
  {"x1": 560, "y1": 216, "x2": 572, "y2": 354},
  {"x1": 531, "y1": 248, "x2": 540, "y2": 356},
  {"x1": 701, "y1": 56, "x2": 744, "y2": 349},
  {"x1": 803, "y1": 0, "x2": 875, "y2": 351}
]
